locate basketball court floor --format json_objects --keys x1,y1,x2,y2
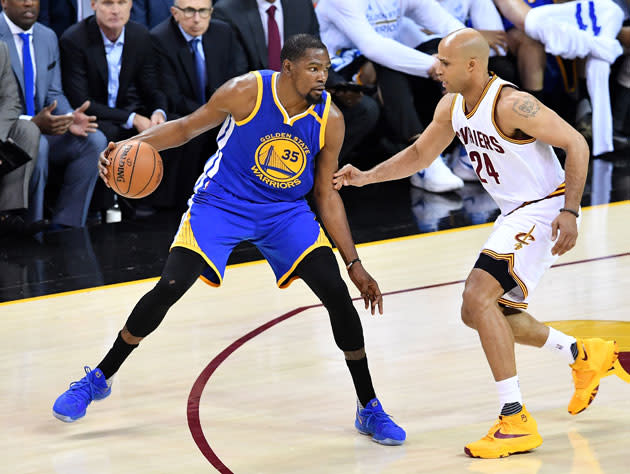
[{"x1": 1, "y1": 192, "x2": 629, "y2": 473}]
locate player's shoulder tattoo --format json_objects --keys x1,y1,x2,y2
[{"x1": 511, "y1": 95, "x2": 540, "y2": 118}]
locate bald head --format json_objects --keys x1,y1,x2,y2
[
  {"x1": 435, "y1": 28, "x2": 492, "y2": 94},
  {"x1": 441, "y1": 28, "x2": 490, "y2": 68}
]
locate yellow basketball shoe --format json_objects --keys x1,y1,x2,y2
[
  {"x1": 464, "y1": 407, "x2": 543, "y2": 458},
  {"x1": 603, "y1": 357, "x2": 630, "y2": 383},
  {"x1": 568, "y1": 338, "x2": 619, "y2": 415}
]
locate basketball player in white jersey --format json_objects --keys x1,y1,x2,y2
[
  {"x1": 494, "y1": 0, "x2": 625, "y2": 157},
  {"x1": 333, "y1": 28, "x2": 624, "y2": 458}
]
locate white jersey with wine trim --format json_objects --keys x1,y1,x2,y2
[{"x1": 450, "y1": 75, "x2": 565, "y2": 216}]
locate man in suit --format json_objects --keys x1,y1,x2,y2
[
  {"x1": 214, "y1": 0, "x2": 380, "y2": 162},
  {"x1": 0, "y1": 0, "x2": 106, "y2": 229},
  {"x1": 0, "y1": 40, "x2": 41, "y2": 236},
  {"x1": 214, "y1": 0, "x2": 320, "y2": 71},
  {"x1": 39, "y1": 0, "x2": 94, "y2": 39},
  {"x1": 59, "y1": 0, "x2": 168, "y2": 217},
  {"x1": 60, "y1": 1, "x2": 167, "y2": 142},
  {"x1": 131, "y1": 0, "x2": 171, "y2": 29},
  {"x1": 150, "y1": 0, "x2": 247, "y2": 209}
]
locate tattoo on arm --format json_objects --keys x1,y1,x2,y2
[{"x1": 512, "y1": 97, "x2": 540, "y2": 118}]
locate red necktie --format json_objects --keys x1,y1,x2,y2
[{"x1": 266, "y1": 5, "x2": 281, "y2": 71}]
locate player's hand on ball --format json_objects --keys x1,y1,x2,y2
[
  {"x1": 348, "y1": 262, "x2": 383, "y2": 315},
  {"x1": 98, "y1": 142, "x2": 117, "y2": 187},
  {"x1": 333, "y1": 164, "x2": 368, "y2": 190}
]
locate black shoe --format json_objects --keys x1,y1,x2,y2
[
  {"x1": 27, "y1": 219, "x2": 51, "y2": 234},
  {"x1": 0, "y1": 213, "x2": 24, "y2": 236},
  {"x1": 0, "y1": 213, "x2": 49, "y2": 237}
]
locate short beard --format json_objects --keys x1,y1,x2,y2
[{"x1": 305, "y1": 92, "x2": 324, "y2": 105}]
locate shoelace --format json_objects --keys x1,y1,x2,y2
[
  {"x1": 485, "y1": 419, "x2": 504, "y2": 438},
  {"x1": 362, "y1": 408, "x2": 396, "y2": 431},
  {"x1": 66, "y1": 366, "x2": 100, "y2": 401}
]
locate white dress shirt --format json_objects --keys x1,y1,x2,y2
[
  {"x1": 99, "y1": 27, "x2": 165, "y2": 127},
  {"x1": 257, "y1": 0, "x2": 285, "y2": 47}
]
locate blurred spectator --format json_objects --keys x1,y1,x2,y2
[
  {"x1": 152, "y1": 1, "x2": 246, "y2": 117},
  {"x1": 59, "y1": 0, "x2": 168, "y2": 219},
  {"x1": 131, "y1": 0, "x2": 171, "y2": 29},
  {"x1": 316, "y1": 0, "x2": 465, "y2": 193},
  {"x1": 0, "y1": 41, "x2": 42, "y2": 236},
  {"x1": 494, "y1": 0, "x2": 625, "y2": 158},
  {"x1": 0, "y1": 0, "x2": 105, "y2": 229},
  {"x1": 60, "y1": 1, "x2": 167, "y2": 141},
  {"x1": 214, "y1": 0, "x2": 381, "y2": 162},
  {"x1": 150, "y1": 0, "x2": 247, "y2": 209},
  {"x1": 39, "y1": 0, "x2": 94, "y2": 39},
  {"x1": 398, "y1": 0, "x2": 517, "y2": 83},
  {"x1": 214, "y1": 0, "x2": 319, "y2": 71},
  {"x1": 499, "y1": 0, "x2": 578, "y2": 135}
]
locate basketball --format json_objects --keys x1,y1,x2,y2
[{"x1": 107, "y1": 140, "x2": 163, "y2": 199}]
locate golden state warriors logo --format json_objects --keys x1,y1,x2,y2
[{"x1": 251, "y1": 133, "x2": 311, "y2": 189}]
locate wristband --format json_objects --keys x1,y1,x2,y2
[
  {"x1": 559, "y1": 208, "x2": 579, "y2": 218},
  {"x1": 346, "y1": 258, "x2": 361, "y2": 270}
]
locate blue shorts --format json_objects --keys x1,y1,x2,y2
[{"x1": 171, "y1": 184, "x2": 331, "y2": 288}]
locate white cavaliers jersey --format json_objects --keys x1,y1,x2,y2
[{"x1": 450, "y1": 75, "x2": 565, "y2": 215}]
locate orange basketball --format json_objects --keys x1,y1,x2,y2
[{"x1": 107, "y1": 140, "x2": 163, "y2": 199}]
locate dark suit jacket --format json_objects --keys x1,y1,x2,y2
[
  {"x1": 150, "y1": 17, "x2": 248, "y2": 117},
  {"x1": 213, "y1": 0, "x2": 320, "y2": 70},
  {"x1": 59, "y1": 17, "x2": 167, "y2": 137},
  {"x1": 0, "y1": 17, "x2": 73, "y2": 116},
  {"x1": 39, "y1": 0, "x2": 78, "y2": 39},
  {"x1": 131, "y1": 0, "x2": 172, "y2": 29}
]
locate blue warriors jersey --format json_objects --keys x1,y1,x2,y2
[
  {"x1": 193, "y1": 70, "x2": 332, "y2": 203},
  {"x1": 172, "y1": 70, "x2": 333, "y2": 289},
  {"x1": 503, "y1": 0, "x2": 554, "y2": 30}
]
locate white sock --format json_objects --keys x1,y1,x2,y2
[
  {"x1": 496, "y1": 375, "x2": 523, "y2": 409},
  {"x1": 543, "y1": 327, "x2": 577, "y2": 364}
]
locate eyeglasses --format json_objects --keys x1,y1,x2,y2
[{"x1": 174, "y1": 6, "x2": 213, "y2": 19}]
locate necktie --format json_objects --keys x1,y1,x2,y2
[
  {"x1": 18, "y1": 32, "x2": 35, "y2": 116},
  {"x1": 190, "y1": 38, "x2": 206, "y2": 104},
  {"x1": 266, "y1": 5, "x2": 281, "y2": 71}
]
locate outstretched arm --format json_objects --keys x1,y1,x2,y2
[
  {"x1": 99, "y1": 73, "x2": 258, "y2": 182},
  {"x1": 496, "y1": 88, "x2": 589, "y2": 255},
  {"x1": 333, "y1": 93, "x2": 456, "y2": 189},
  {"x1": 313, "y1": 103, "x2": 383, "y2": 315},
  {"x1": 120, "y1": 73, "x2": 258, "y2": 151}
]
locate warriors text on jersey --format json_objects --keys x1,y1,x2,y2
[
  {"x1": 193, "y1": 69, "x2": 331, "y2": 203},
  {"x1": 450, "y1": 75, "x2": 565, "y2": 215}
]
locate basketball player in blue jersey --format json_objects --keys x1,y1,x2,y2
[
  {"x1": 333, "y1": 28, "x2": 625, "y2": 458},
  {"x1": 51, "y1": 34, "x2": 405, "y2": 447}
]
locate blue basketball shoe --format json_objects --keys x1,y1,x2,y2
[
  {"x1": 355, "y1": 398, "x2": 406, "y2": 445},
  {"x1": 52, "y1": 366, "x2": 111, "y2": 422}
]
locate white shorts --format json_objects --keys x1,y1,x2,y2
[{"x1": 478, "y1": 196, "x2": 581, "y2": 310}]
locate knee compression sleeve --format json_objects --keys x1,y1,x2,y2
[{"x1": 125, "y1": 248, "x2": 207, "y2": 337}]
